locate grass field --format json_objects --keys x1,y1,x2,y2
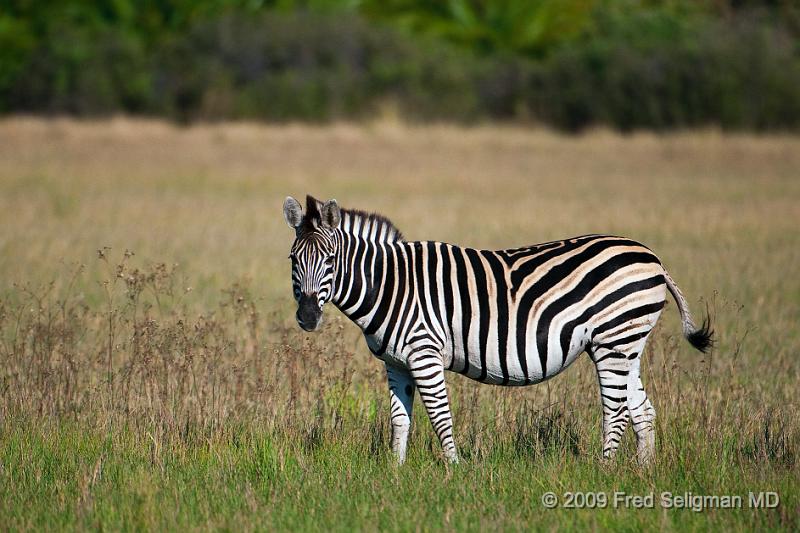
[{"x1": 0, "y1": 117, "x2": 798, "y2": 531}]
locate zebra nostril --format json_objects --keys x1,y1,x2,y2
[
  {"x1": 296, "y1": 294, "x2": 322, "y2": 331},
  {"x1": 296, "y1": 312, "x2": 320, "y2": 331}
]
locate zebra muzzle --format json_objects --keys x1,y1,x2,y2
[{"x1": 296, "y1": 294, "x2": 322, "y2": 332}]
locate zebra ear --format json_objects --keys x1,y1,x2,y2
[
  {"x1": 283, "y1": 196, "x2": 304, "y2": 229},
  {"x1": 320, "y1": 199, "x2": 341, "y2": 229}
]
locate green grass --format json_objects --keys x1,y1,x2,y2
[
  {"x1": 2, "y1": 417, "x2": 795, "y2": 531},
  {"x1": 0, "y1": 118, "x2": 798, "y2": 531}
]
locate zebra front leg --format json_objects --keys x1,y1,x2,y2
[
  {"x1": 407, "y1": 350, "x2": 458, "y2": 463},
  {"x1": 385, "y1": 364, "x2": 415, "y2": 464}
]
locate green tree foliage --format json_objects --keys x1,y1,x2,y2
[
  {"x1": 530, "y1": 2, "x2": 800, "y2": 130},
  {"x1": 151, "y1": 10, "x2": 486, "y2": 122},
  {"x1": 0, "y1": 0, "x2": 798, "y2": 130},
  {"x1": 360, "y1": 0, "x2": 596, "y2": 56}
]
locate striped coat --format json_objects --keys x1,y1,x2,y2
[{"x1": 284, "y1": 195, "x2": 712, "y2": 464}]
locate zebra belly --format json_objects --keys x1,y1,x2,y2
[
  {"x1": 364, "y1": 332, "x2": 408, "y2": 368},
  {"x1": 450, "y1": 331, "x2": 590, "y2": 386}
]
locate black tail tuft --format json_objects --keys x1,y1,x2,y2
[{"x1": 687, "y1": 316, "x2": 714, "y2": 353}]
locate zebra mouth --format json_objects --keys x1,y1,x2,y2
[
  {"x1": 296, "y1": 307, "x2": 322, "y2": 332},
  {"x1": 296, "y1": 293, "x2": 323, "y2": 332},
  {"x1": 297, "y1": 317, "x2": 321, "y2": 332}
]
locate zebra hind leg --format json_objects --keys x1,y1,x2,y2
[
  {"x1": 591, "y1": 333, "x2": 656, "y2": 465},
  {"x1": 628, "y1": 368, "x2": 656, "y2": 465},
  {"x1": 592, "y1": 347, "x2": 631, "y2": 462}
]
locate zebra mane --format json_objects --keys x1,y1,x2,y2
[
  {"x1": 304, "y1": 195, "x2": 404, "y2": 242},
  {"x1": 340, "y1": 207, "x2": 405, "y2": 243}
]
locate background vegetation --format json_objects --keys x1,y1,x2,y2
[
  {"x1": 0, "y1": 118, "x2": 797, "y2": 530},
  {"x1": 1, "y1": 0, "x2": 800, "y2": 130}
]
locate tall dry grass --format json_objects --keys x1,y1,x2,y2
[{"x1": 0, "y1": 118, "x2": 798, "y2": 529}]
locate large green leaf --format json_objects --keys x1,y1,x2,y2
[{"x1": 359, "y1": 0, "x2": 597, "y2": 56}]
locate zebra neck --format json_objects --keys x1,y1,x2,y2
[{"x1": 330, "y1": 233, "x2": 402, "y2": 332}]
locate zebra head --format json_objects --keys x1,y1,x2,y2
[{"x1": 283, "y1": 195, "x2": 341, "y2": 332}]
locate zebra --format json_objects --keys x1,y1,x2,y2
[{"x1": 282, "y1": 195, "x2": 713, "y2": 465}]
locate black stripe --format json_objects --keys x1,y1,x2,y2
[
  {"x1": 340, "y1": 234, "x2": 363, "y2": 309},
  {"x1": 452, "y1": 248, "x2": 472, "y2": 377},
  {"x1": 381, "y1": 244, "x2": 414, "y2": 354},
  {"x1": 348, "y1": 240, "x2": 381, "y2": 321},
  {"x1": 364, "y1": 244, "x2": 397, "y2": 337},
  {"x1": 426, "y1": 242, "x2": 442, "y2": 339},
  {"x1": 440, "y1": 244, "x2": 455, "y2": 370},
  {"x1": 559, "y1": 274, "x2": 665, "y2": 363},
  {"x1": 509, "y1": 235, "x2": 608, "y2": 292},
  {"x1": 534, "y1": 252, "x2": 660, "y2": 369},
  {"x1": 593, "y1": 301, "x2": 666, "y2": 337},
  {"x1": 515, "y1": 238, "x2": 640, "y2": 380},
  {"x1": 597, "y1": 332, "x2": 648, "y2": 352},
  {"x1": 483, "y1": 251, "x2": 510, "y2": 385},
  {"x1": 414, "y1": 242, "x2": 438, "y2": 346},
  {"x1": 466, "y1": 248, "x2": 490, "y2": 382}
]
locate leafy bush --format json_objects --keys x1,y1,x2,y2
[
  {"x1": 151, "y1": 11, "x2": 487, "y2": 122},
  {"x1": 0, "y1": 1, "x2": 799, "y2": 131},
  {"x1": 360, "y1": 0, "x2": 596, "y2": 56},
  {"x1": 529, "y1": 7, "x2": 800, "y2": 131}
]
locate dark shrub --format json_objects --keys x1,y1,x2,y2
[
  {"x1": 152, "y1": 11, "x2": 486, "y2": 122},
  {"x1": 1, "y1": 3, "x2": 798, "y2": 131},
  {"x1": 529, "y1": 8, "x2": 800, "y2": 131}
]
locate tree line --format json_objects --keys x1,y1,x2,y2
[{"x1": 1, "y1": 0, "x2": 798, "y2": 131}]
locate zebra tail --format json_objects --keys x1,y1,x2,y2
[{"x1": 663, "y1": 270, "x2": 714, "y2": 353}]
